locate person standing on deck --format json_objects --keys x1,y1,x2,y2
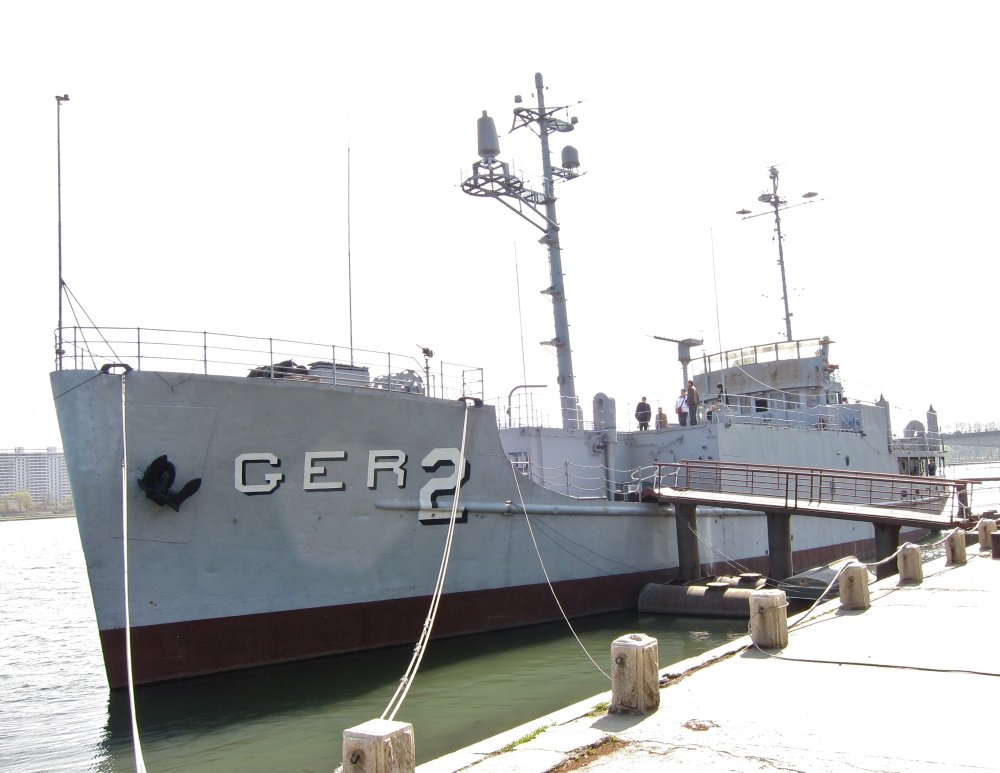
[
  {"x1": 635, "y1": 397, "x2": 652, "y2": 431},
  {"x1": 655, "y1": 406, "x2": 668, "y2": 429},
  {"x1": 687, "y1": 380, "x2": 700, "y2": 425},
  {"x1": 675, "y1": 389, "x2": 689, "y2": 426}
]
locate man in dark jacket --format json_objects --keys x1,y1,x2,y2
[
  {"x1": 635, "y1": 397, "x2": 652, "y2": 430},
  {"x1": 687, "y1": 380, "x2": 700, "y2": 426}
]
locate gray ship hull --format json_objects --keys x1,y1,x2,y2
[{"x1": 51, "y1": 368, "x2": 884, "y2": 688}]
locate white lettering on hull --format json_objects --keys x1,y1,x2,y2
[
  {"x1": 418, "y1": 448, "x2": 470, "y2": 523},
  {"x1": 304, "y1": 451, "x2": 347, "y2": 491},
  {"x1": 367, "y1": 450, "x2": 406, "y2": 489},
  {"x1": 234, "y1": 448, "x2": 471, "y2": 523},
  {"x1": 235, "y1": 453, "x2": 284, "y2": 494}
]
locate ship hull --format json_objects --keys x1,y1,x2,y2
[{"x1": 52, "y1": 368, "x2": 890, "y2": 688}]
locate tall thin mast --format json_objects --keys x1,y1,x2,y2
[
  {"x1": 737, "y1": 166, "x2": 820, "y2": 343},
  {"x1": 768, "y1": 167, "x2": 793, "y2": 342},
  {"x1": 462, "y1": 73, "x2": 583, "y2": 429},
  {"x1": 347, "y1": 144, "x2": 354, "y2": 363},
  {"x1": 55, "y1": 94, "x2": 70, "y2": 370},
  {"x1": 531, "y1": 73, "x2": 578, "y2": 427}
]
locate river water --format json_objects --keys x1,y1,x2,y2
[{"x1": 0, "y1": 517, "x2": 745, "y2": 772}]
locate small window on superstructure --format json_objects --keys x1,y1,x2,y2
[{"x1": 508, "y1": 450, "x2": 530, "y2": 476}]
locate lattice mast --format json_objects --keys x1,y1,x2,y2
[{"x1": 462, "y1": 73, "x2": 583, "y2": 429}]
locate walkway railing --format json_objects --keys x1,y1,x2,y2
[{"x1": 655, "y1": 459, "x2": 967, "y2": 520}]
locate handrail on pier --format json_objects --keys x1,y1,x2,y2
[{"x1": 655, "y1": 459, "x2": 970, "y2": 524}]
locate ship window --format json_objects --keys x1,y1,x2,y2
[
  {"x1": 508, "y1": 450, "x2": 530, "y2": 476},
  {"x1": 755, "y1": 397, "x2": 769, "y2": 413}
]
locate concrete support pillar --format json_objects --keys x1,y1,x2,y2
[
  {"x1": 945, "y1": 529, "x2": 967, "y2": 565},
  {"x1": 873, "y1": 523, "x2": 901, "y2": 580},
  {"x1": 978, "y1": 519, "x2": 997, "y2": 549},
  {"x1": 610, "y1": 633, "x2": 660, "y2": 715},
  {"x1": 749, "y1": 589, "x2": 788, "y2": 650},
  {"x1": 839, "y1": 562, "x2": 871, "y2": 610},
  {"x1": 765, "y1": 511, "x2": 793, "y2": 581},
  {"x1": 897, "y1": 543, "x2": 924, "y2": 584},
  {"x1": 342, "y1": 719, "x2": 415, "y2": 773},
  {"x1": 674, "y1": 503, "x2": 701, "y2": 582}
]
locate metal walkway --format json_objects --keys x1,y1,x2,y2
[
  {"x1": 649, "y1": 460, "x2": 971, "y2": 581},
  {"x1": 653, "y1": 459, "x2": 967, "y2": 529}
]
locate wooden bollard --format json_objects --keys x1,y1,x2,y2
[
  {"x1": 342, "y1": 719, "x2": 415, "y2": 773},
  {"x1": 945, "y1": 529, "x2": 967, "y2": 566},
  {"x1": 992, "y1": 530, "x2": 1000, "y2": 560},
  {"x1": 839, "y1": 562, "x2": 871, "y2": 609},
  {"x1": 749, "y1": 589, "x2": 788, "y2": 649},
  {"x1": 897, "y1": 543, "x2": 924, "y2": 584},
  {"x1": 978, "y1": 519, "x2": 997, "y2": 549},
  {"x1": 610, "y1": 633, "x2": 659, "y2": 715}
]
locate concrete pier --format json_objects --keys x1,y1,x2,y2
[{"x1": 419, "y1": 546, "x2": 999, "y2": 773}]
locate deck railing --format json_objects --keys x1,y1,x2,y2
[{"x1": 55, "y1": 326, "x2": 484, "y2": 402}]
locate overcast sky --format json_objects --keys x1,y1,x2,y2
[{"x1": 2, "y1": 1, "x2": 996, "y2": 449}]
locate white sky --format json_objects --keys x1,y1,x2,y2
[{"x1": 2, "y1": 1, "x2": 997, "y2": 449}]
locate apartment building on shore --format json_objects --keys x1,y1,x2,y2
[{"x1": 0, "y1": 447, "x2": 72, "y2": 506}]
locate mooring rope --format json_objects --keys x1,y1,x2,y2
[
  {"x1": 769, "y1": 526, "x2": 971, "y2": 636},
  {"x1": 380, "y1": 403, "x2": 472, "y2": 722},
  {"x1": 787, "y1": 531, "x2": 957, "y2": 630},
  {"x1": 509, "y1": 470, "x2": 611, "y2": 680},
  {"x1": 751, "y1": 546, "x2": 999, "y2": 673},
  {"x1": 119, "y1": 372, "x2": 148, "y2": 772}
]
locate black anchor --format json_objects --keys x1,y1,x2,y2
[{"x1": 137, "y1": 455, "x2": 202, "y2": 512}]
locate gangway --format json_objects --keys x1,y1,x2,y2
[{"x1": 652, "y1": 460, "x2": 972, "y2": 581}]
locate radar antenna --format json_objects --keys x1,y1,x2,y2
[{"x1": 461, "y1": 73, "x2": 584, "y2": 430}]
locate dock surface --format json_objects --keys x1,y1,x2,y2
[{"x1": 419, "y1": 543, "x2": 999, "y2": 772}]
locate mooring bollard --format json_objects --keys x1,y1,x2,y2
[
  {"x1": 342, "y1": 719, "x2": 415, "y2": 773},
  {"x1": 945, "y1": 529, "x2": 967, "y2": 566},
  {"x1": 610, "y1": 633, "x2": 660, "y2": 715},
  {"x1": 749, "y1": 589, "x2": 788, "y2": 649},
  {"x1": 839, "y1": 562, "x2": 871, "y2": 609},
  {"x1": 897, "y1": 543, "x2": 924, "y2": 584},
  {"x1": 992, "y1": 530, "x2": 1000, "y2": 560},
  {"x1": 978, "y1": 519, "x2": 997, "y2": 550}
]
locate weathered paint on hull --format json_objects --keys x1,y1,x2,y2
[
  {"x1": 95, "y1": 529, "x2": 883, "y2": 689},
  {"x1": 52, "y1": 368, "x2": 896, "y2": 688},
  {"x1": 96, "y1": 568, "x2": 675, "y2": 688}
]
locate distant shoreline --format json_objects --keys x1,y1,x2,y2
[{"x1": 0, "y1": 512, "x2": 75, "y2": 523}]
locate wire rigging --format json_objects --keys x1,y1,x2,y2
[{"x1": 509, "y1": 469, "x2": 611, "y2": 680}]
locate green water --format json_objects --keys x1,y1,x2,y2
[{"x1": 1, "y1": 518, "x2": 744, "y2": 772}]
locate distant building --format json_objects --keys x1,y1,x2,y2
[{"x1": 0, "y1": 447, "x2": 72, "y2": 505}]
